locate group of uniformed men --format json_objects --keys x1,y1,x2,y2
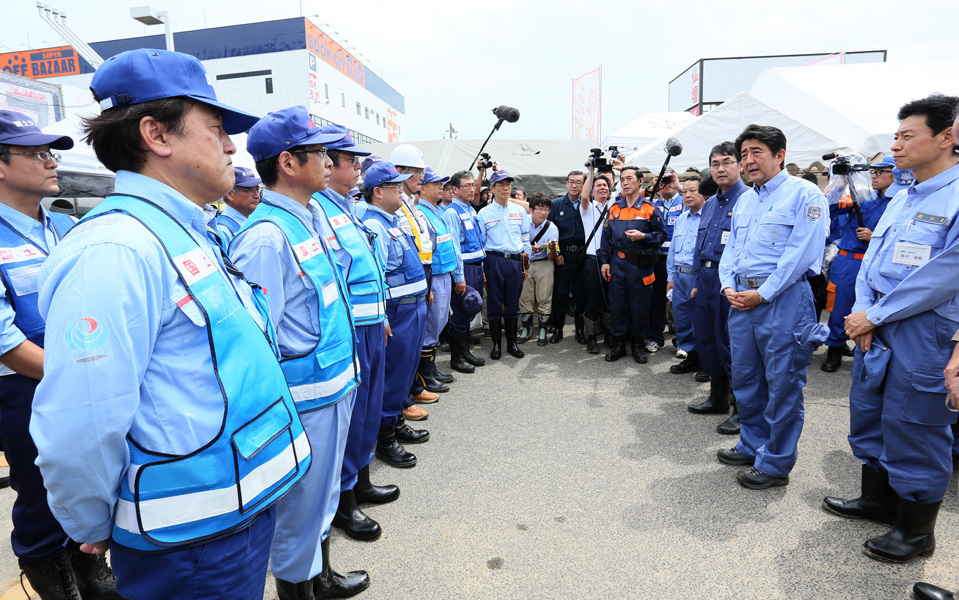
[{"x1": 2, "y1": 43, "x2": 959, "y2": 600}]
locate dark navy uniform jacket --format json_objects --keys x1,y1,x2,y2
[
  {"x1": 829, "y1": 190, "x2": 892, "y2": 255},
  {"x1": 691, "y1": 180, "x2": 748, "y2": 289},
  {"x1": 598, "y1": 195, "x2": 666, "y2": 279},
  {"x1": 549, "y1": 194, "x2": 586, "y2": 248}
]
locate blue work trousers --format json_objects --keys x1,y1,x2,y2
[
  {"x1": 825, "y1": 251, "x2": 863, "y2": 347},
  {"x1": 424, "y1": 272, "x2": 452, "y2": 347},
  {"x1": 111, "y1": 507, "x2": 275, "y2": 600},
  {"x1": 607, "y1": 254, "x2": 653, "y2": 339},
  {"x1": 848, "y1": 310, "x2": 958, "y2": 502},
  {"x1": 731, "y1": 281, "x2": 817, "y2": 478},
  {"x1": 382, "y1": 298, "x2": 427, "y2": 425},
  {"x1": 485, "y1": 253, "x2": 523, "y2": 321},
  {"x1": 0, "y1": 374, "x2": 69, "y2": 561},
  {"x1": 448, "y1": 262, "x2": 483, "y2": 336},
  {"x1": 648, "y1": 255, "x2": 669, "y2": 345},
  {"x1": 671, "y1": 269, "x2": 696, "y2": 352},
  {"x1": 341, "y1": 322, "x2": 385, "y2": 491},
  {"x1": 692, "y1": 265, "x2": 732, "y2": 378},
  {"x1": 272, "y1": 395, "x2": 352, "y2": 582}
]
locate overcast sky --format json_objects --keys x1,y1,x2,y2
[{"x1": 3, "y1": 0, "x2": 958, "y2": 142}]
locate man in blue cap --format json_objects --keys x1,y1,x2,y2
[
  {"x1": 230, "y1": 106, "x2": 369, "y2": 599},
  {"x1": 820, "y1": 156, "x2": 897, "y2": 373},
  {"x1": 824, "y1": 94, "x2": 959, "y2": 565},
  {"x1": 309, "y1": 123, "x2": 399, "y2": 543},
  {"x1": 361, "y1": 163, "x2": 429, "y2": 469},
  {"x1": 32, "y1": 49, "x2": 312, "y2": 600},
  {"x1": 478, "y1": 170, "x2": 531, "y2": 359},
  {"x1": 215, "y1": 166, "x2": 261, "y2": 244},
  {"x1": 0, "y1": 112, "x2": 122, "y2": 599}
]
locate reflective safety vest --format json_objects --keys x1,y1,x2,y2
[
  {"x1": 242, "y1": 201, "x2": 360, "y2": 412},
  {"x1": 398, "y1": 199, "x2": 433, "y2": 264},
  {"x1": 314, "y1": 193, "x2": 387, "y2": 325},
  {"x1": 84, "y1": 195, "x2": 311, "y2": 553},
  {"x1": 216, "y1": 212, "x2": 242, "y2": 237},
  {"x1": 0, "y1": 212, "x2": 74, "y2": 347},
  {"x1": 447, "y1": 203, "x2": 486, "y2": 263},
  {"x1": 362, "y1": 210, "x2": 428, "y2": 303},
  {"x1": 417, "y1": 204, "x2": 457, "y2": 275}
]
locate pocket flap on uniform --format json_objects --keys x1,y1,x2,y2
[
  {"x1": 231, "y1": 399, "x2": 293, "y2": 461},
  {"x1": 762, "y1": 210, "x2": 794, "y2": 225},
  {"x1": 348, "y1": 279, "x2": 381, "y2": 297},
  {"x1": 316, "y1": 338, "x2": 353, "y2": 369},
  {"x1": 912, "y1": 369, "x2": 947, "y2": 394}
]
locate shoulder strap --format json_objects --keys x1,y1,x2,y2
[
  {"x1": 531, "y1": 221, "x2": 551, "y2": 245},
  {"x1": 582, "y1": 203, "x2": 612, "y2": 252}
]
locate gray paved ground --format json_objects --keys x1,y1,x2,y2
[{"x1": 2, "y1": 326, "x2": 958, "y2": 599}]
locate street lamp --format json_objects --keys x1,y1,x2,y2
[{"x1": 130, "y1": 6, "x2": 173, "y2": 52}]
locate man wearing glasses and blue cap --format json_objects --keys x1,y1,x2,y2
[
  {"x1": 230, "y1": 106, "x2": 370, "y2": 599},
  {"x1": 31, "y1": 49, "x2": 313, "y2": 600},
  {"x1": 0, "y1": 112, "x2": 123, "y2": 599},
  {"x1": 215, "y1": 166, "x2": 262, "y2": 244}
]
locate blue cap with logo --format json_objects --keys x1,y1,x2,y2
[
  {"x1": 421, "y1": 168, "x2": 449, "y2": 186},
  {"x1": 870, "y1": 156, "x2": 896, "y2": 169},
  {"x1": 361, "y1": 156, "x2": 383, "y2": 174},
  {"x1": 489, "y1": 170, "x2": 513, "y2": 184},
  {"x1": 233, "y1": 166, "x2": 261, "y2": 187},
  {"x1": 0, "y1": 111, "x2": 73, "y2": 149},
  {"x1": 319, "y1": 124, "x2": 372, "y2": 157},
  {"x1": 885, "y1": 167, "x2": 915, "y2": 198},
  {"x1": 246, "y1": 106, "x2": 346, "y2": 161},
  {"x1": 463, "y1": 286, "x2": 483, "y2": 313},
  {"x1": 363, "y1": 161, "x2": 412, "y2": 189},
  {"x1": 91, "y1": 49, "x2": 259, "y2": 135}
]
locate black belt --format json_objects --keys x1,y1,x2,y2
[
  {"x1": 703, "y1": 260, "x2": 718, "y2": 268},
  {"x1": 531, "y1": 257, "x2": 549, "y2": 262},
  {"x1": 487, "y1": 251, "x2": 522, "y2": 261},
  {"x1": 677, "y1": 265, "x2": 693, "y2": 274}
]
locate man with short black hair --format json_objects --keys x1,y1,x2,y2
[
  {"x1": 548, "y1": 170, "x2": 588, "y2": 344},
  {"x1": 717, "y1": 124, "x2": 828, "y2": 490}
]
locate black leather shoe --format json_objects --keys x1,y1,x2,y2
[
  {"x1": 717, "y1": 447, "x2": 754, "y2": 466},
  {"x1": 821, "y1": 345, "x2": 843, "y2": 373},
  {"x1": 822, "y1": 465, "x2": 898, "y2": 525},
  {"x1": 689, "y1": 375, "x2": 731, "y2": 414},
  {"x1": 841, "y1": 343, "x2": 856, "y2": 357},
  {"x1": 631, "y1": 342, "x2": 648, "y2": 364},
  {"x1": 863, "y1": 499, "x2": 940, "y2": 563},
  {"x1": 19, "y1": 550, "x2": 82, "y2": 600},
  {"x1": 489, "y1": 319, "x2": 503, "y2": 360},
  {"x1": 504, "y1": 318, "x2": 525, "y2": 358},
  {"x1": 331, "y1": 489, "x2": 382, "y2": 541},
  {"x1": 913, "y1": 582, "x2": 955, "y2": 600},
  {"x1": 65, "y1": 542, "x2": 123, "y2": 600},
  {"x1": 716, "y1": 405, "x2": 740, "y2": 435},
  {"x1": 737, "y1": 467, "x2": 789, "y2": 489},
  {"x1": 354, "y1": 464, "x2": 399, "y2": 505},
  {"x1": 375, "y1": 424, "x2": 416, "y2": 468},
  {"x1": 586, "y1": 335, "x2": 599, "y2": 354},
  {"x1": 605, "y1": 342, "x2": 627, "y2": 362},
  {"x1": 313, "y1": 537, "x2": 371, "y2": 598},
  {"x1": 670, "y1": 350, "x2": 701, "y2": 374},
  {"x1": 549, "y1": 314, "x2": 565, "y2": 344},
  {"x1": 695, "y1": 371, "x2": 711, "y2": 383},
  {"x1": 394, "y1": 417, "x2": 429, "y2": 444}
]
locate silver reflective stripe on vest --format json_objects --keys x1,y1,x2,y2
[
  {"x1": 352, "y1": 301, "x2": 385, "y2": 319},
  {"x1": 461, "y1": 249, "x2": 485, "y2": 261},
  {"x1": 287, "y1": 359, "x2": 360, "y2": 403},
  {"x1": 386, "y1": 278, "x2": 428, "y2": 300},
  {"x1": 115, "y1": 432, "x2": 310, "y2": 534}
]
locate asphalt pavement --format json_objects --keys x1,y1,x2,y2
[{"x1": 1, "y1": 326, "x2": 958, "y2": 599}]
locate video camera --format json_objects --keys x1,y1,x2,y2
[
  {"x1": 586, "y1": 148, "x2": 615, "y2": 173},
  {"x1": 477, "y1": 152, "x2": 494, "y2": 170},
  {"x1": 823, "y1": 152, "x2": 870, "y2": 176}
]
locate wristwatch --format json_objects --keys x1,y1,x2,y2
[{"x1": 758, "y1": 294, "x2": 769, "y2": 304}]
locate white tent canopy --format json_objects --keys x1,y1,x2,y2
[
  {"x1": 600, "y1": 112, "x2": 697, "y2": 155},
  {"x1": 626, "y1": 92, "x2": 854, "y2": 173}
]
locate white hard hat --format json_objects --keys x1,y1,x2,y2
[{"x1": 390, "y1": 144, "x2": 427, "y2": 169}]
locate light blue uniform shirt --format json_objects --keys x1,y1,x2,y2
[
  {"x1": 477, "y1": 200, "x2": 532, "y2": 256},
  {"x1": 719, "y1": 169, "x2": 829, "y2": 301},
  {"x1": 528, "y1": 220, "x2": 558, "y2": 261},
  {"x1": 418, "y1": 200, "x2": 464, "y2": 283},
  {"x1": 31, "y1": 170, "x2": 269, "y2": 544},
  {"x1": 215, "y1": 204, "x2": 247, "y2": 244},
  {"x1": 666, "y1": 207, "x2": 702, "y2": 282},
  {"x1": 853, "y1": 162, "x2": 959, "y2": 325},
  {"x1": 0, "y1": 203, "x2": 75, "y2": 374}
]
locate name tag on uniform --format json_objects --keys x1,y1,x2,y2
[
  {"x1": 463, "y1": 220, "x2": 474, "y2": 230},
  {"x1": 914, "y1": 213, "x2": 947, "y2": 225},
  {"x1": 330, "y1": 214, "x2": 352, "y2": 229},
  {"x1": 173, "y1": 248, "x2": 218, "y2": 286},
  {"x1": 293, "y1": 239, "x2": 323, "y2": 261},
  {"x1": 321, "y1": 279, "x2": 339, "y2": 307},
  {"x1": 721, "y1": 231, "x2": 730, "y2": 245},
  {"x1": 893, "y1": 242, "x2": 931, "y2": 267}
]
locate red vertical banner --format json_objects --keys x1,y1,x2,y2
[{"x1": 571, "y1": 66, "x2": 601, "y2": 143}]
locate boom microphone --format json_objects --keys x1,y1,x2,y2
[
  {"x1": 822, "y1": 152, "x2": 839, "y2": 161},
  {"x1": 647, "y1": 138, "x2": 683, "y2": 199},
  {"x1": 666, "y1": 137, "x2": 683, "y2": 157},
  {"x1": 492, "y1": 105, "x2": 520, "y2": 124}
]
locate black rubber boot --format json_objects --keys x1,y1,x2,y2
[
  {"x1": 913, "y1": 582, "x2": 955, "y2": 600},
  {"x1": 688, "y1": 374, "x2": 731, "y2": 414},
  {"x1": 448, "y1": 335, "x2": 475, "y2": 373},
  {"x1": 416, "y1": 348, "x2": 450, "y2": 393},
  {"x1": 438, "y1": 327, "x2": 450, "y2": 353},
  {"x1": 66, "y1": 542, "x2": 124, "y2": 600},
  {"x1": 504, "y1": 318, "x2": 525, "y2": 358},
  {"x1": 574, "y1": 313, "x2": 586, "y2": 344},
  {"x1": 537, "y1": 315, "x2": 550, "y2": 346},
  {"x1": 821, "y1": 345, "x2": 843, "y2": 372},
  {"x1": 429, "y1": 348, "x2": 454, "y2": 383},
  {"x1": 313, "y1": 537, "x2": 371, "y2": 599},
  {"x1": 549, "y1": 314, "x2": 565, "y2": 344},
  {"x1": 19, "y1": 550, "x2": 82, "y2": 600},
  {"x1": 586, "y1": 335, "x2": 599, "y2": 354},
  {"x1": 631, "y1": 342, "x2": 648, "y2": 364},
  {"x1": 331, "y1": 488, "x2": 382, "y2": 541},
  {"x1": 716, "y1": 401, "x2": 740, "y2": 435},
  {"x1": 489, "y1": 319, "x2": 503, "y2": 360},
  {"x1": 822, "y1": 464, "x2": 898, "y2": 525},
  {"x1": 670, "y1": 350, "x2": 701, "y2": 374},
  {"x1": 461, "y1": 336, "x2": 485, "y2": 367},
  {"x1": 517, "y1": 314, "x2": 533, "y2": 344},
  {"x1": 276, "y1": 577, "x2": 316, "y2": 600},
  {"x1": 863, "y1": 498, "x2": 940, "y2": 563},
  {"x1": 605, "y1": 337, "x2": 627, "y2": 362},
  {"x1": 354, "y1": 464, "x2": 399, "y2": 505},
  {"x1": 375, "y1": 422, "x2": 416, "y2": 468}
]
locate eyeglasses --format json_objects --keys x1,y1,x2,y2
[
  {"x1": 567, "y1": 180, "x2": 584, "y2": 186},
  {"x1": 10, "y1": 150, "x2": 61, "y2": 163},
  {"x1": 710, "y1": 159, "x2": 738, "y2": 168},
  {"x1": 289, "y1": 148, "x2": 328, "y2": 158},
  {"x1": 870, "y1": 168, "x2": 893, "y2": 175},
  {"x1": 236, "y1": 185, "x2": 263, "y2": 195}
]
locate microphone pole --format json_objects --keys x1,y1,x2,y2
[
  {"x1": 646, "y1": 138, "x2": 683, "y2": 200},
  {"x1": 468, "y1": 106, "x2": 521, "y2": 171},
  {"x1": 469, "y1": 118, "x2": 505, "y2": 171}
]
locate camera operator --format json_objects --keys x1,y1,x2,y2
[
  {"x1": 580, "y1": 172, "x2": 615, "y2": 353},
  {"x1": 548, "y1": 170, "x2": 588, "y2": 344}
]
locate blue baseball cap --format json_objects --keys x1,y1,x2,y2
[
  {"x1": 886, "y1": 167, "x2": 915, "y2": 198},
  {"x1": 348, "y1": 186, "x2": 362, "y2": 198},
  {"x1": 363, "y1": 161, "x2": 412, "y2": 189},
  {"x1": 463, "y1": 286, "x2": 483, "y2": 313},
  {"x1": 361, "y1": 156, "x2": 383, "y2": 173},
  {"x1": 91, "y1": 49, "x2": 259, "y2": 135},
  {"x1": 319, "y1": 124, "x2": 372, "y2": 157},
  {"x1": 489, "y1": 170, "x2": 513, "y2": 184},
  {"x1": 0, "y1": 111, "x2": 73, "y2": 149},
  {"x1": 870, "y1": 156, "x2": 895, "y2": 169},
  {"x1": 233, "y1": 166, "x2": 261, "y2": 187},
  {"x1": 860, "y1": 336, "x2": 891, "y2": 394},
  {"x1": 422, "y1": 168, "x2": 449, "y2": 186},
  {"x1": 246, "y1": 106, "x2": 346, "y2": 161}
]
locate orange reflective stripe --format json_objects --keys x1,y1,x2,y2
[
  {"x1": 826, "y1": 281, "x2": 837, "y2": 313},
  {"x1": 838, "y1": 249, "x2": 865, "y2": 260},
  {"x1": 643, "y1": 273, "x2": 655, "y2": 286}
]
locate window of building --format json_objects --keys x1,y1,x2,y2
[
  {"x1": 342, "y1": 93, "x2": 345, "y2": 108},
  {"x1": 364, "y1": 107, "x2": 369, "y2": 120},
  {"x1": 265, "y1": 77, "x2": 273, "y2": 94},
  {"x1": 324, "y1": 84, "x2": 329, "y2": 100},
  {"x1": 376, "y1": 114, "x2": 380, "y2": 125},
  {"x1": 356, "y1": 102, "x2": 361, "y2": 115}
]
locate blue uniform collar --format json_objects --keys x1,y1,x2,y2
[
  {"x1": 221, "y1": 204, "x2": 247, "y2": 225},
  {"x1": 115, "y1": 170, "x2": 210, "y2": 237},
  {"x1": 0, "y1": 200, "x2": 54, "y2": 235},
  {"x1": 451, "y1": 198, "x2": 472, "y2": 212},
  {"x1": 910, "y1": 162, "x2": 959, "y2": 198},
  {"x1": 260, "y1": 190, "x2": 316, "y2": 234},
  {"x1": 364, "y1": 203, "x2": 399, "y2": 225},
  {"x1": 318, "y1": 187, "x2": 353, "y2": 215},
  {"x1": 754, "y1": 169, "x2": 788, "y2": 196},
  {"x1": 717, "y1": 179, "x2": 748, "y2": 203}
]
